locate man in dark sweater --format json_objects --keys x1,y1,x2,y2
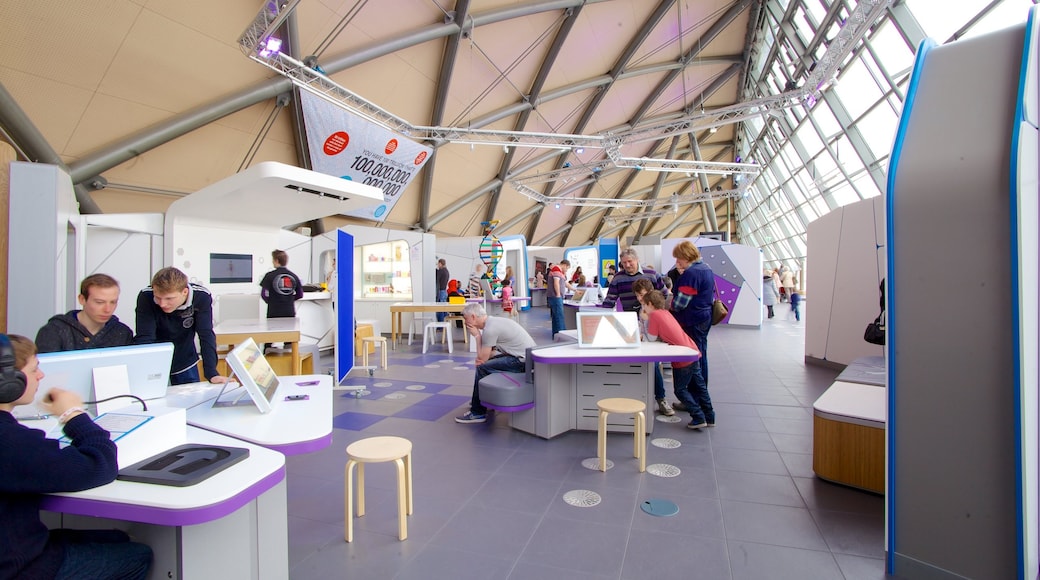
[
  {"x1": 435, "y1": 258, "x2": 449, "y2": 322},
  {"x1": 0, "y1": 334, "x2": 152, "y2": 579},
  {"x1": 601, "y1": 248, "x2": 665, "y2": 312},
  {"x1": 35, "y1": 274, "x2": 134, "y2": 353},
  {"x1": 259, "y1": 249, "x2": 303, "y2": 319},
  {"x1": 135, "y1": 267, "x2": 226, "y2": 386}
]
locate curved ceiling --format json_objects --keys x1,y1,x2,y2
[{"x1": 0, "y1": 0, "x2": 759, "y2": 246}]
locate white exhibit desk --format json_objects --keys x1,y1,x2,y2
[
  {"x1": 512, "y1": 342, "x2": 699, "y2": 439},
  {"x1": 162, "y1": 374, "x2": 334, "y2": 455},
  {"x1": 41, "y1": 427, "x2": 288, "y2": 580}
]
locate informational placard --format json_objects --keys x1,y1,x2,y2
[{"x1": 300, "y1": 92, "x2": 432, "y2": 221}]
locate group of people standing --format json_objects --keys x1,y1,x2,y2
[
  {"x1": 761, "y1": 264, "x2": 800, "y2": 321},
  {"x1": 2, "y1": 250, "x2": 304, "y2": 579}
]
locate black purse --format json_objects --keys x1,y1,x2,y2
[
  {"x1": 863, "y1": 279, "x2": 885, "y2": 345},
  {"x1": 863, "y1": 313, "x2": 885, "y2": 345}
]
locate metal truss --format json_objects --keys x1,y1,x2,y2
[
  {"x1": 603, "y1": 186, "x2": 747, "y2": 225},
  {"x1": 237, "y1": 0, "x2": 889, "y2": 190},
  {"x1": 511, "y1": 177, "x2": 748, "y2": 209}
]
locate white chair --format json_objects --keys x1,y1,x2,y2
[
  {"x1": 422, "y1": 321, "x2": 453, "y2": 354},
  {"x1": 408, "y1": 314, "x2": 433, "y2": 345}
]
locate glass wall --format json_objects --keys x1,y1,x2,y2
[{"x1": 737, "y1": 0, "x2": 1037, "y2": 286}]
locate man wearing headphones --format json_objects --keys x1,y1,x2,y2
[
  {"x1": 35, "y1": 274, "x2": 134, "y2": 353},
  {"x1": 0, "y1": 334, "x2": 152, "y2": 579},
  {"x1": 135, "y1": 267, "x2": 226, "y2": 386}
]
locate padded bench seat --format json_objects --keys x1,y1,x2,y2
[
  {"x1": 834, "y1": 355, "x2": 886, "y2": 386},
  {"x1": 477, "y1": 372, "x2": 534, "y2": 411},
  {"x1": 812, "y1": 380, "x2": 886, "y2": 494}
]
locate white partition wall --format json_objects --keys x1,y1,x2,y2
[
  {"x1": 6, "y1": 163, "x2": 79, "y2": 337},
  {"x1": 887, "y1": 16, "x2": 1039, "y2": 579},
  {"x1": 804, "y1": 197, "x2": 885, "y2": 367}
]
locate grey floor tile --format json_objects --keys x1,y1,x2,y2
[
  {"x1": 395, "y1": 545, "x2": 517, "y2": 580},
  {"x1": 427, "y1": 504, "x2": 543, "y2": 560},
  {"x1": 639, "y1": 463, "x2": 720, "y2": 500},
  {"x1": 793, "y1": 476, "x2": 884, "y2": 515},
  {"x1": 623, "y1": 528, "x2": 731, "y2": 579},
  {"x1": 811, "y1": 508, "x2": 885, "y2": 559},
  {"x1": 508, "y1": 561, "x2": 616, "y2": 580},
  {"x1": 518, "y1": 515, "x2": 629, "y2": 577},
  {"x1": 629, "y1": 495, "x2": 725, "y2": 539},
  {"x1": 722, "y1": 500, "x2": 828, "y2": 550},
  {"x1": 833, "y1": 553, "x2": 891, "y2": 580},
  {"x1": 716, "y1": 470, "x2": 806, "y2": 508},
  {"x1": 713, "y1": 447, "x2": 789, "y2": 476},
  {"x1": 780, "y1": 451, "x2": 815, "y2": 478},
  {"x1": 769, "y1": 432, "x2": 813, "y2": 454},
  {"x1": 727, "y1": 541, "x2": 841, "y2": 580},
  {"x1": 467, "y1": 472, "x2": 562, "y2": 515},
  {"x1": 707, "y1": 429, "x2": 778, "y2": 451},
  {"x1": 760, "y1": 415, "x2": 814, "y2": 436}
]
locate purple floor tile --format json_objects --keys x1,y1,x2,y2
[{"x1": 332, "y1": 411, "x2": 386, "y2": 431}]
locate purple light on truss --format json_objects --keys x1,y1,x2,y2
[{"x1": 258, "y1": 37, "x2": 283, "y2": 58}]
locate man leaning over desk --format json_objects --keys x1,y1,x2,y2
[{"x1": 134, "y1": 267, "x2": 226, "y2": 386}]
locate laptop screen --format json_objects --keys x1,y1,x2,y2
[{"x1": 576, "y1": 311, "x2": 641, "y2": 348}]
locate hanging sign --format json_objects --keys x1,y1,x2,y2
[{"x1": 300, "y1": 91, "x2": 432, "y2": 221}]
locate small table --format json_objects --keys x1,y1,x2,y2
[
  {"x1": 389, "y1": 302, "x2": 467, "y2": 348},
  {"x1": 215, "y1": 318, "x2": 302, "y2": 375}
]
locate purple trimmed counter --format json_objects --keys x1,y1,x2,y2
[
  {"x1": 178, "y1": 374, "x2": 334, "y2": 455},
  {"x1": 510, "y1": 342, "x2": 699, "y2": 438},
  {"x1": 42, "y1": 427, "x2": 288, "y2": 579}
]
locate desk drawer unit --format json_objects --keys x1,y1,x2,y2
[{"x1": 575, "y1": 363, "x2": 650, "y2": 431}]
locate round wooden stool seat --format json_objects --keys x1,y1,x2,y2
[
  {"x1": 596, "y1": 398, "x2": 646, "y2": 473},
  {"x1": 344, "y1": 436, "x2": 413, "y2": 542}
]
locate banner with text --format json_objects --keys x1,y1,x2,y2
[{"x1": 300, "y1": 91, "x2": 431, "y2": 221}]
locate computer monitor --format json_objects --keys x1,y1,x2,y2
[
  {"x1": 570, "y1": 289, "x2": 587, "y2": 303},
  {"x1": 219, "y1": 337, "x2": 280, "y2": 414},
  {"x1": 15, "y1": 343, "x2": 175, "y2": 419},
  {"x1": 575, "y1": 311, "x2": 641, "y2": 348}
]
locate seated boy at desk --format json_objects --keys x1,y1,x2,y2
[
  {"x1": 35, "y1": 274, "x2": 134, "y2": 353},
  {"x1": 135, "y1": 267, "x2": 226, "y2": 385},
  {"x1": 0, "y1": 334, "x2": 152, "y2": 579}
]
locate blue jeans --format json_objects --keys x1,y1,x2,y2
[
  {"x1": 470, "y1": 354, "x2": 525, "y2": 415},
  {"x1": 171, "y1": 364, "x2": 200, "y2": 385},
  {"x1": 547, "y1": 297, "x2": 565, "y2": 337},
  {"x1": 52, "y1": 529, "x2": 152, "y2": 580},
  {"x1": 436, "y1": 289, "x2": 448, "y2": 322},
  {"x1": 684, "y1": 318, "x2": 711, "y2": 386},
  {"x1": 654, "y1": 362, "x2": 665, "y2": 400},
  {"x1": 671, "y1": 361, "x2": 714, "y2": 425}
]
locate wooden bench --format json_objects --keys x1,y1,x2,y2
[{"x1": 812, "y1": 380, "x2": 885, "y2": 494}]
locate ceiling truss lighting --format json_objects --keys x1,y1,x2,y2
[{"x1": 237, "y1": 0, "x2": 888, "y2": 207}]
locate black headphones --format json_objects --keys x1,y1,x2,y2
[{"x1": 0, "y1": 334, "x2": 28, "y2": 404}]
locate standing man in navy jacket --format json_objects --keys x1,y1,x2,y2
[{"x1": 135, "y1": 267, "x2": 226, "y2": 385}]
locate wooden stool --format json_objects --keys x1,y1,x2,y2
[
  {"x1": 596, "y1": 398, "x2": 646, "y2": 472},
  {"x1": 344, "y1": 436, "x2": 413, "y2": 542},
  {"x1": 361, "y1": 336, "x2": 388, "y2": 369}
]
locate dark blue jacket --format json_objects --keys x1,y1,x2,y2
[
  {"x1": 0, "y1": 412, "x2": 117, "y2": 580},
  {"x1": 35, "y1": 310, "x2": 133, "y2": 354},
  {"x1": 134, "y1": 283, "x2": 219, "y2": 380},
  {"x1": 671, "y1": 260, "x2": 715, "y2": 327}
]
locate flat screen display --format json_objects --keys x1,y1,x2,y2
[
  {"x1": 222, "y1": 337, "x2": 280, "y2": 414},
  {"x1": 210, "y1": 253, "x2": 253, "y2": 284},
  {"x1": 576, "y1": 311, "x2": 641, "y2": 348}
]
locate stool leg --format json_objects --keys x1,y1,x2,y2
[
  {"x1": 344, "y1": 460, "x2": 356, "y2": 542},
  {"x1": 636, "y1": 411, "x2": 646, "y2": 473},
  {"x1": 394, "y1": 457, "x2": 408, "y2": 541},
  {"x1": 405, "y1": 452, "x2": 413, "y2": 515},
  {"x1": 380, "y1": 343, "x2": 387, "y2": 369},
  {"x1": 446, "y1": 327, "x2": 453, "y2": 353},
  {"x1": 598, "y1": 410, "x2": 608, "y2": 472},
  {"x1": 362, "y1": 346, "x2": 369, "y2": 368},
  {"x1": 356, "y1": 463, "x2": 366, "y2": 517}
]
